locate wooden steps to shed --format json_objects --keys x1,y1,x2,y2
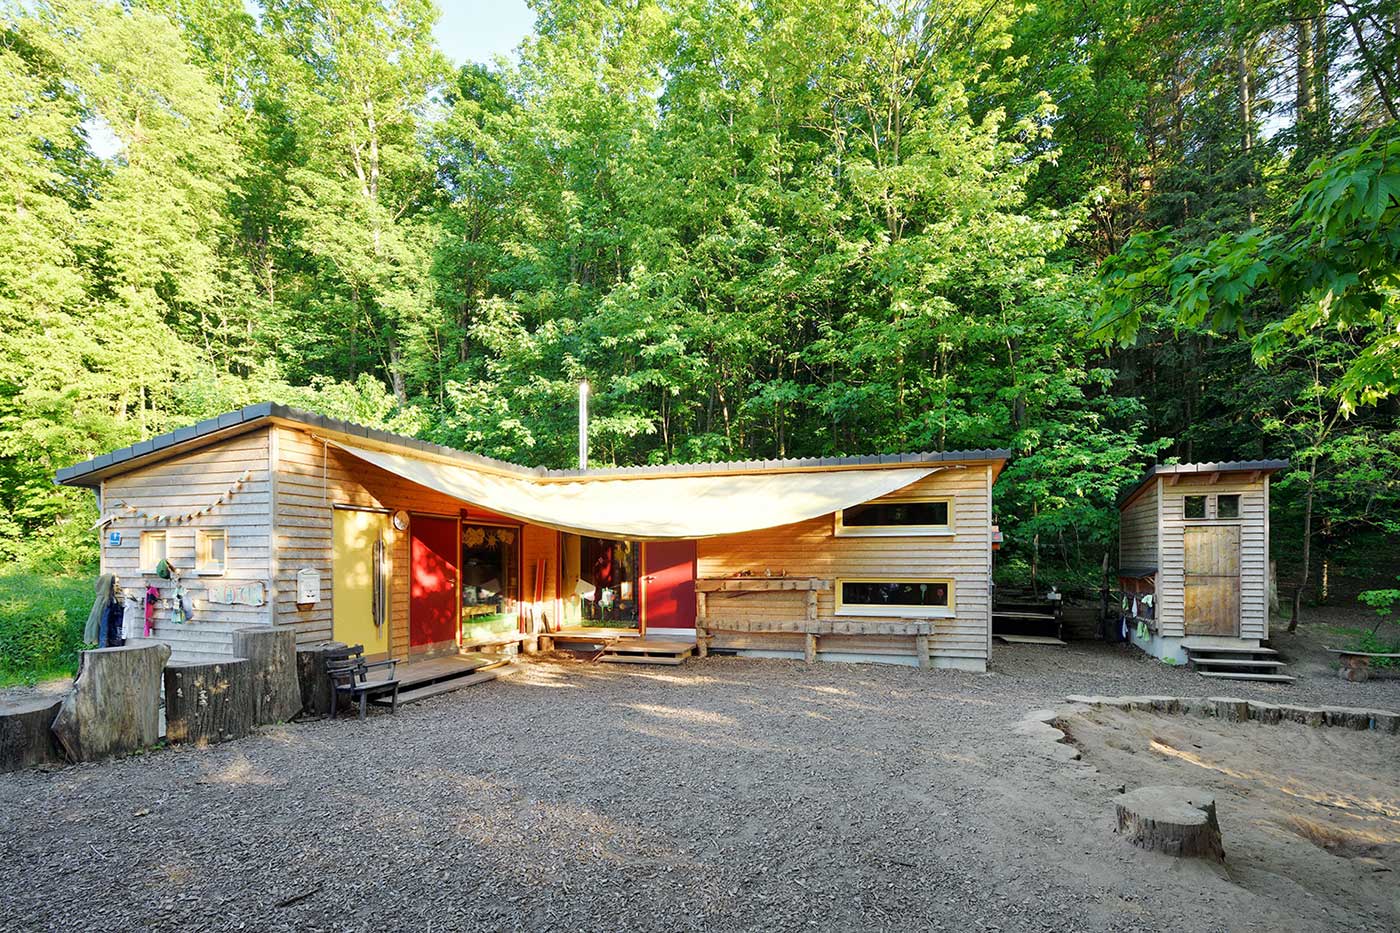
[
  {"x1": 597, "y1": 638, "x2": 694, "y2": 666},
  {"x1": 1184, "y1": 643, "x2": 1294, "y2": 684}
]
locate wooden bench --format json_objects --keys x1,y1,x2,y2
[
  {"x1": 1326, "y1": 647, "x2": 1400, "y2": 683},
  {"x1": 324, "y1": 646, "x2": 402, "y2": 720},
  {"x1": 459, "y1": 633, "x2": 529, "y2": 652}
]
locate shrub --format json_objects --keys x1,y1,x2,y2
[{"x1": 0, "y1": 573, "x2": 93, "y2": 685}]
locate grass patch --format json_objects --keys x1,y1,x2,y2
[{"x1": 0, "y1": 572, "x2": 92, "y2": 686}]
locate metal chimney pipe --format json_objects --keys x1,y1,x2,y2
[{"x1": 578, "y1": 380, "x2": 589, "y2": 470}]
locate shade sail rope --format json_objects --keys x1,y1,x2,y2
[{"x1": 323, "y1": 439, "x2": 943, "y2": 541}]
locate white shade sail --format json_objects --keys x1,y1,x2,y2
[{"x1": 329, "y1": 441, "x2": 939, "y2": 541}]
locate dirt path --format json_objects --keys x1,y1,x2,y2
[{"x1": 0, "y1": 641, "x2": 1396, "y2": 933}]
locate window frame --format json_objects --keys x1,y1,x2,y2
[
  {"x1": 195, "y1": 528, "x2": 227, "y2": 575},
  {"x1": 1216, "y1": 494, "x2": 1241, "y2": 519},
  {"x1": 834, "y1": 576, "x2": 955, "y2": 618},
  {"x1": 140, "y1": 530, "x2": 167, "y2": 574},
  {"x1": 1183, "y1": 495, "x2": 1208, "y2": 520},
  {"x1": 834, "y1": 496, "x2": 954, "y2": 538}
]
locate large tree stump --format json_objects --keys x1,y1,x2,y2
[
  {"x1": 295, "y1": 642, "x2": 346, "y2": 720},
  {"x1": 164, "y1": 659, "x2": 256, "y2": 745},
  {"x1": 232, "y1": 626, "x2": 301, "y2": 725},
  {"x1": 1115, "y1": 786, "x2": 1224, "y2": 861},
  {"x1": 51, "y1": 643, "x2": 169, "y2": 763},
  {"x1": 0, "y1": 690, "x2": 65, "y2": 772}
]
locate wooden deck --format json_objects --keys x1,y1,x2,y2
[{"x1": 388, "y1": 652, "x2": 518, "y2": 704}]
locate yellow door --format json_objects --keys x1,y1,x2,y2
[
  {"x1": 333, "y1": 509, "x2": 391, "y2": 656},
  {"x1": 1183, "y1": 525, "x2": 1240, "y2": 636}
]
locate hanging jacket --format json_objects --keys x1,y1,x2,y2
[{"x1": 84, "y1": 574, "x2": 115, "y2": 645}]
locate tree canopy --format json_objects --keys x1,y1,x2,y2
[{"x1": 1, "y1": 0, "x2": 1396, "y2": 602}]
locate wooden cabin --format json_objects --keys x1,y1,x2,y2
[
  {"x1": 56, "y1": 404, "x2": 1008, "y2": 672},
  {"x1": 1117, "y1": 461, "x2": 1287, "y2": 667}
]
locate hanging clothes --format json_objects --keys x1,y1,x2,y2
[
  {"x1": 103, "y1": 596, "x2": 124, "y2": 647},
  {"x1": 144, "y1": 585, "x2": 160, "y2": 637},
  {"x1": 85, "y1": 574, "x2": 115, "y2": 645},
  {"x1": 121, "y1": 596, "x2": 142, "y2": 641}
]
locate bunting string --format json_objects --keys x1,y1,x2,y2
[{"x1": 93, "y1": 468, "x2": 253, "y2": 528}]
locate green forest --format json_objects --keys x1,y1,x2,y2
[{"x1": 2, "y1": 0, "x2": 1398, "y2": 607}]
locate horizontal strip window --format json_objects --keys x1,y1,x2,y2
[
  {"x1": 835, "y1": 578, "x2": 954, "y2": 618},
  {"x1": 835, "y1": 497, "x2": 952, "y2": 537}
]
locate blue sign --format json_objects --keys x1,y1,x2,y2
[{"x1": 108, "y1": 531, "x2": 122, "y2": 547}]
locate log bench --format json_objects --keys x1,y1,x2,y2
[
  {"x1": 1326, "y1": 647, "x2": 1400, "y2": 683},
  {"x1": 695, "y1": 617, "x2": 937, "y2": 667}
]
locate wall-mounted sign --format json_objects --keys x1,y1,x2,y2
[
  {"x1": 296, "y1": 568, "x2": 320, "y2": 604},
  {"x1": 206, "y1": 581, "x2": 266, "y2": 607},
  {"x1": 108, "y1": 531, "x2": 122, "y2": 547}
]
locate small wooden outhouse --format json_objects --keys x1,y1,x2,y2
[{"x1": 1116, "y1": 461, "x2": 1288, "y2": 664}]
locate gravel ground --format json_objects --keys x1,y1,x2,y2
[{"x1": 1, "y1": 630, "x2": 1396, "y2": 933}]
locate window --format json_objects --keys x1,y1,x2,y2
[
  {"x1": 835, "y1": 497, "x2": 952, "y2": 537},
  {"x1": 836, "y1": 578, "x2": 953, "y2": 617},
  {"x1": 140, "y1": 531, "x2": 167, "y2": 573},
  {"x1": 1184, "y1": 495, "x2": 1207, "y2": 519},
  {"x1": 196, "y1": 528, "x2": 226, "y2": 574},
  {"x1": 1217, "y1": 494, "x2": 1241, "y2": 519}
]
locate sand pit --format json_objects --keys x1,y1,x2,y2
[{"x1": 1062, "y1": 704, "x2": 1399, "y2": 926}]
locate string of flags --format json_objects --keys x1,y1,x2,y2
[{"x1": 93, "y1": 468, "x2": 253, "y2": 528}]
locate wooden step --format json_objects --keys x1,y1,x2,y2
[
  {"x1": 597, "y1": 654, "x2": 686, "y2": 666},
  {"x1": 1197, "y1": 670, "x2": 1295, "y2": 683},
  {"x1": 1182, "y1": 643, "x2": 1278, "y2": 656},
  {"x1": 397, "y1": 664, "x2": 518, "y2": 705},
  {"x1": 993, "y1": 610, "x2": 1058, "y2": 621},
  {"x1": 604, "y1": 639, "x2": 694, "y2": 655},
  {"x1": 1191, "y1": 657, "x2": 1287, "y2": 670}
]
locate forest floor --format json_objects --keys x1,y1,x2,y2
[{"x1": 0, "y1": 617, "x2": 1396, "y2": 933}]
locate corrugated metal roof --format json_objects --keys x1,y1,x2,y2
[
  {"x1": 53, "y1": 402, "x2": 1010, "y2": 487},
  {"x1": 1116, "y1": 460, "x2": 1290, "y2": 508}
]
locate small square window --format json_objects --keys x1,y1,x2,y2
[
  {"x1": 1217, "y1": 495, "x2": 1240, "y2": 519},
  {"x1": 1184, "y1": 496, "x2": 1207, "y2": 519},
  {"x1": 196, "y1": 529, "x2": 226, "y2": 573},
  {"x1": 140, "y1": 531, "x2": 167, "y2": 573}
]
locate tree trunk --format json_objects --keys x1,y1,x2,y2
[
  {"x1": 0, "y1": 693, "x2": 64, "y2": 772},
  {"x1": 1115, "y1": 786, "x2": 1224, "y2": 861},
  {"x1": 164, "y1": 659, "x2": 256, "y2": 745},
  {"x1": 1288, "y1": 456, "x2": 1317, "y2": 631},
  {"x1": 52, "y1": 643, "x2": 170, "y2": 763},
  {"x1": 232, "y1": 627, "x2": 303, "y2": 725},
  {"x1": 296, "y1": 643, "x2": 346, "y2": 719},
  {"x1": 1296, "y1": 12, "x2": 1316, "y2": 149}
]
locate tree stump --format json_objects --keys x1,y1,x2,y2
[
  {"x1": 0, "y1": 691, "x2": 65, "y2": 772},
  {"x1": 51, "y1": 643, "x2": 169, "y2": 763},
  {"x1": 1114, "y1": 786, "x2": 1224, "y2": 861},
  {"x1": 295, "y1": 643, "x2": 346, "y2": 720},
  {"x1": 165, "y1": 659, "x2": 256, "y2": 745},
  {"x1": 232, "y1": 627, "x2": 302, "y2": 725}
]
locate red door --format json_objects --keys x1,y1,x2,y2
[
  {"x1": 643, "y1": 541, "x2": 697, "y2": 631},
  {"x1": 410, "y1": 515, "x2": 458, "y2": 649}
]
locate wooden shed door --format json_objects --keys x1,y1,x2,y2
[
  {"x1": 332, "y1": 509, "x2": 391, "y2": 656},
  {"x1": 410, "y1": 515, "x2": 459, "y2": 651},
  {"x1": 1183, "y1": 526, "x2": 1240, "y2": 636}
]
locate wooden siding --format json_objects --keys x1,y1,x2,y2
[
  {"x1": 1118, "y1": 478, "x2": 1159, "y2": 572},
  {"x1": 697, "y1": 466, "x2": 993, "y2": 664},
  {"x1": 99, "y1": 427, "x2": 273, "y2": 658},
  {"x1": 1156, "y1": 477, "x2": 1269, "y2": 639},
  {"x1": 522, "y1": 524, "x2": 560, "y2": 632}
]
